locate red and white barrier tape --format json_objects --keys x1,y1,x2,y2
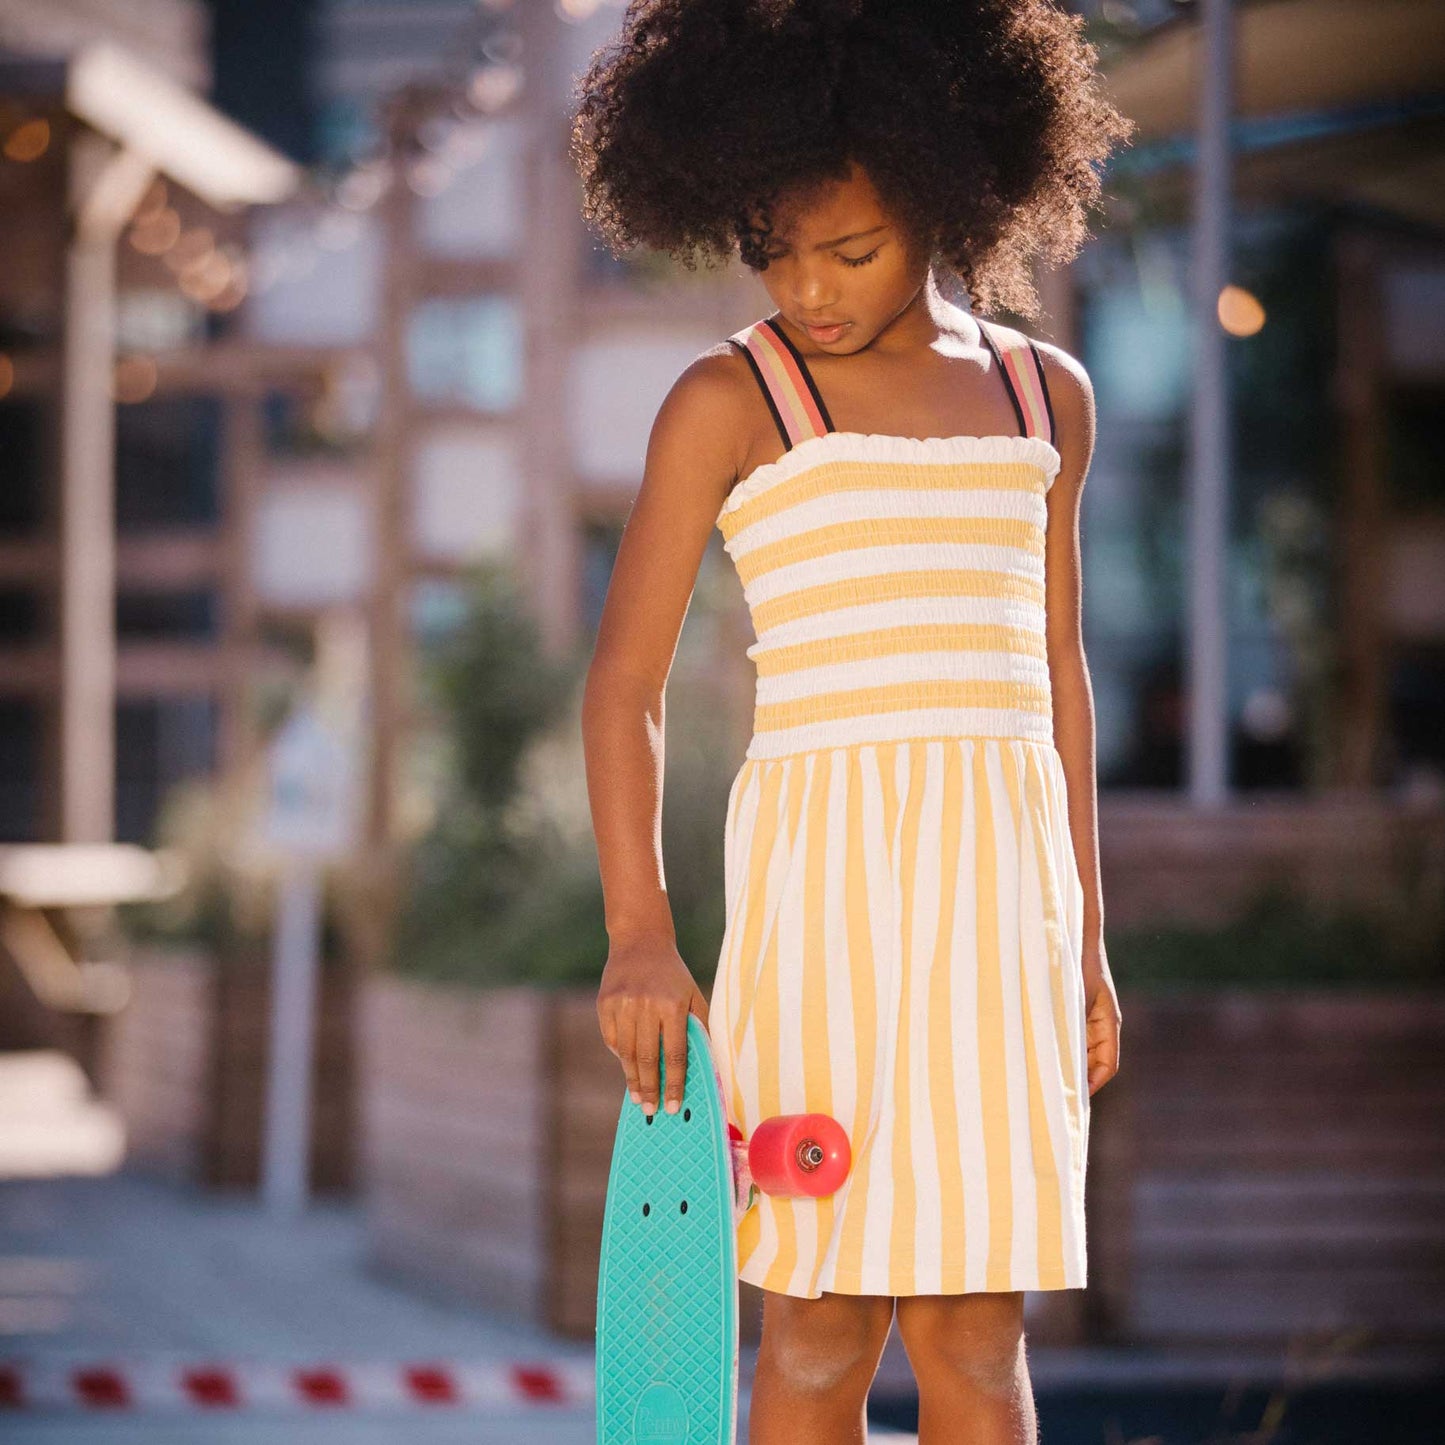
[{"x1": 0, "y1": 1358, "x2": 597, "y2": 1412}]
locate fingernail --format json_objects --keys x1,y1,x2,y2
[{"x1": 666, "y1": 1099, "x2": 679, "y2": 1114}]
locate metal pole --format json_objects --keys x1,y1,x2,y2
[
  {"x1": 261, "y1": 861, "x2": 323, "y2": 1215},
  {"x1": 1187, "y1": 0, "x2": 1234, "y2": 808},
  {"x1": 60, "y1": 134, "x2": 154, "y2": 842}
]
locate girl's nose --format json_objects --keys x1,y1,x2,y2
[{"x1": 793, "y1": 279, "x2": 839, "y2": 311}]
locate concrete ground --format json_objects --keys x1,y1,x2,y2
[
  {"x1": 0, "y1": 1164, "x2": 923, "y2": 1444},
  {"x1": 9, "y1": 1171, "x2": 1438, "y2": 1445},
  {"x1": 0, "y1": 1046, "x2": 901, "y2": 1443}
]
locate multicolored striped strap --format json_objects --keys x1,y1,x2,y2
[
  {"x1": 978, "y1": 319, "x2": 1056, "y2": 448},
  {"x1": 727, "y1": 313, "x2": 1056, "y2": 451},
  {"x1": 726, "y1": 316, "x2": 834, "y2": 449}
]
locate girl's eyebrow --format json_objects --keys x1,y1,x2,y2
[
  {"x1": 813, "y1": 224, "x2": 888, "y2": 248},
  {"x1": 769, "y1": 224, "x2": 889, "y2": 251}
]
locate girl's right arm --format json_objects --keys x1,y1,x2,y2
[{"x1": 581, "y1": 346, "x2": 754, "y2": 1120}]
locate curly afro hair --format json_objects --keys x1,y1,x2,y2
[{"x1": 567, "y1": 0, "x2": 1133, "y2": 320}]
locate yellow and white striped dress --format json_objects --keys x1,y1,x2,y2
[{"x1": 708, "y1": 313, "x2": 1090, "y2": 1299}]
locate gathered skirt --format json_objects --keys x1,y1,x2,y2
[{"x1": 708, "y1": 735, "x2": 1090, "y2": 1299}]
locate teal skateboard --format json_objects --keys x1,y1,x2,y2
[{"x1": 595, "y1": 1012, "x2": 850, "y2": 1443}]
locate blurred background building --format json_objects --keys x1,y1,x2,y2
[
  {"x1": 1089, "y1": 0, "x2": 1445, "y2": 795},
  {"x1": 1, "y1": 0, "x2": 1441, "y2": 855},
  {"x1": 0, "y1": 0, "x2": 1442, "y2": 1409}
]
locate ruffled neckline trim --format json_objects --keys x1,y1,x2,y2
[{"x1": 718, "y1": 431, "x2": 1062, "y2": 521}]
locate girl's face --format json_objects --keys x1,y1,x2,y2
[{"x1": 745, "y1": 159, "x2": 930, "y2": 352}]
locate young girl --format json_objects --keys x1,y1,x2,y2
[{"x1": 573, "y1": 3, "x2": 1130, "y2": 1441}]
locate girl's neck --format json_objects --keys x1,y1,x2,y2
[{"x1": 856, "y1": 267, "x2": 980, "y2": 357}]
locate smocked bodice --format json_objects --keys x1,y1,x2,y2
[{"x1": 715, "y1": 430, "x2": 1062, "y2": 760}]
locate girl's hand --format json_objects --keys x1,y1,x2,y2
[
  {"x1": 597, "y1": 933, "x2": 711, "y2": 1118},
  {"x1": 1081, "y1": 937, "x2": 1121, "y2": 1096}
]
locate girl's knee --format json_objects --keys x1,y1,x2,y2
[
  {"x1": 894, "y1": 1291, "x2": 1027, "y2": 1396},
  {"x1": 759, "y1": 1290, "x2": 895, "y2": 1395}
]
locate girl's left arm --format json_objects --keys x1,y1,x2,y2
[{"x1": 1039, "y1": 342, "x2": 1121, "y2": 1096}]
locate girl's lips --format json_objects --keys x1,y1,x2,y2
[{"x1": 804, "y1": 320, "x2": 850, "y2": 339}]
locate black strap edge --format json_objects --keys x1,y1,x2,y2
[
  {"x1": 1027, "y1": 339, "x2": 1057, "y2": 448},
  {"x1": 727, "y1": 335, "x2": 792, "y2": 452},
  {"x1": 976, "y1": 319, "x2": 1029, "y2": 440}
]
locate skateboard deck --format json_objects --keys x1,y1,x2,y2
[{"x1": 596, "y1": 1011, "x2": 738, "y2": 1443}]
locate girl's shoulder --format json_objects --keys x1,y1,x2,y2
[
  {"x1": 978, "y1": 320, "x2": 1094, "y2": 429},
  {"x1": 1015, "y1": 335, "x2": 1095, "y2": 469},
  {"x1": 684, "y1": 335, "x2": 768, "y2": 412},
  {"x1": 645, "y1": 338, "x2": 768, "y2": 475}
]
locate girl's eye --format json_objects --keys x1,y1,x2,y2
[{"x1": 758, "y1": 246, "x2": 881, "y2": 268}]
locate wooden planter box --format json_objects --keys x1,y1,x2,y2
[
  {"x1": 99, "y1": 945, "x2": 212, "y2": 1183},
  {"x1": 360, "y1": 975, "x2": 768, "y2": 1344},
  {"x1": 1090, "y1": 987, "x2": 1445, "y2": 1347},
  {"x1": 363, "y1": 975, "x2": 1445, "y2": 1351},
  {"x1": 1097, "y1": 792, "x2": 1445, "y2": 932},
  {"x1": 99, "y1": 942, "x2": 357, "y2": 1192}
]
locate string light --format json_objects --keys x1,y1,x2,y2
[
  {"x1": 115, "y1": 5, "x2": 544, "y2": 340},
  {"x1": 1218, "y1": 283, "x2": 1265, "y2": 336},
  {"x1": 3, "y1": 116, "x2": 49, "y2": 162},
  {"x1": 112, "y1": 354, "x2": 158, "y2": 403}
]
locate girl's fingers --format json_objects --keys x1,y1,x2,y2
[
  {"x1": 1086, "y1": 1008, "x2": 1120, "y2": 1093},
  {"x1": 615, "y1": 1005, "x2": 641, "y2": 1104},
  {"x1": 635, "y1": 1004, "x2": 660, "y2": 1115},
  {"x1": 660, "y1": 1005, "x2": 688, "y2": 1115},
  {"x1": 597, "y1": 1002, "x2": 618, "y2": 1059},
  {"x1": 604, "y1": 990, "x2": 709, "y2": 1114}
]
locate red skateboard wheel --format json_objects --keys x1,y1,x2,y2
[{"x1": 747, "y1": 1114, "x2": 850, "y2": 1198}]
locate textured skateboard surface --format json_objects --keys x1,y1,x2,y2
[{"x1": 596, "y1": 1012, "x2": 738, "y2": 1443}]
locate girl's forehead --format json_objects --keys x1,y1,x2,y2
[
  {"x1": 771, "y1": 211, "x2": 892, "y2": 254},
  {"x1": 765, "y1": 179, "x2": 889, "y2": 244}
]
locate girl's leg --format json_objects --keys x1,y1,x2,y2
[
  {"x1": 747, "y1": 1288, "x2": 897, "y2": 1445},
  {"x1": 893, "y1": 1291, "x2": 1036, "y2": 1445}
]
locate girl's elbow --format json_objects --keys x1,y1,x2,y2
[{"x1": 583, "y1": 657, "x2": 664, "y2": 724}]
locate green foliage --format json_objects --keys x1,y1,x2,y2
[
  {"x1": 390, "y1": 801, "x2": 610, "y2": 988},
  {"x1": 428, "y1": 565, "x2": 579, "y2": 811},
  {"x1": 651, "y1": 703, "x2": 733, "y2": 997},
  {"x1": 1108, "y1": 879, "x2": 1444, "y2": 990},
  {"x1": 119, "y1": 785, "x2": 246, "y2": 954},
  {"x1": 390, "y1": 561, "x2": 586, "y2": 986},
  {"x1": 389, "y1": 553, "x2": 737, "y2": 992}
]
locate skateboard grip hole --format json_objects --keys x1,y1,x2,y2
[
  {"x1": 642, "y1": 1203, "x2": 649, "y2": 1217},
  {"x1": 680, "y1": 1200, "x2": 688, "y2": 1214},
  {"x1": 683, "y1": 1109, "x2": 691, "y2": 1122}
]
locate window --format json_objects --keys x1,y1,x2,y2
[
  {"x1": 116, "y1": 395, "x2": 222, "y2": 530},
  {"x1": 407, "y1": 295, "x2": 523, "y2": 412},
  {"x1": 116, "y1": 589, "x2": 219, "y2": 643},
  {"x1": 1076, "y1": 207, "x2": 1336, "y2": 790},
  {"x1": 115, "y1": 698, "x2": 218, "y2": 846},
  {"x1": 411, "y1": 425, "x2": 522, "y2": 561},
  {"x1": 0, "y1": 701, "x2": 39, "y2": 842},
  {"x1": 418, "y1": 117, "x2": 524, "y2": 260},
  {"x1": 0, "y1": 400, "x2": 44, "y2": 537}
]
